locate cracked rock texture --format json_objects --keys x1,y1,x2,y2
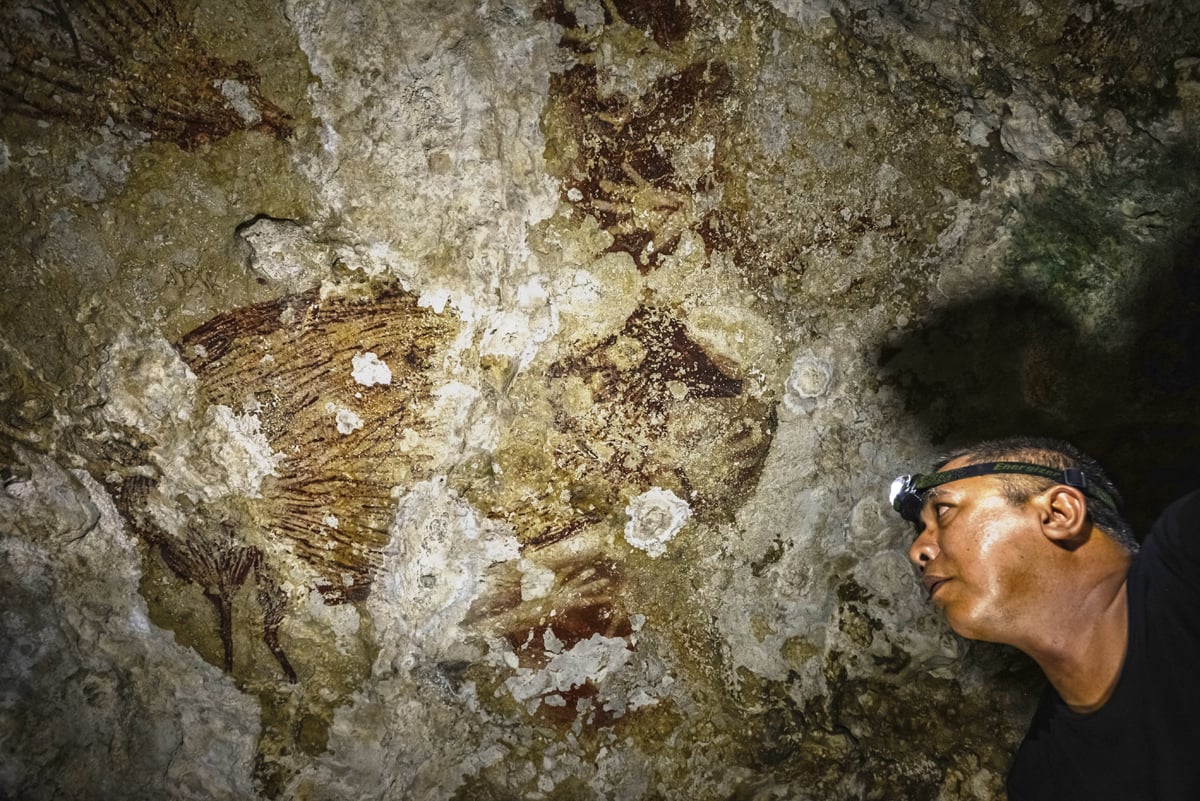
[{"x1": 2, "y1": 0, "x2": 1198, "y2": 799}]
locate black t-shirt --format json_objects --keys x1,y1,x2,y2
[{"x1": 1007, "y1": 490, "x2": 1200, "y2": 800}]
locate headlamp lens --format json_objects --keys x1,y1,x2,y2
[{"x1": 889, "y1": 474, "x2": 927, "y2": 532}]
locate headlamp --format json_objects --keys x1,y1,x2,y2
[
  {"x1": 889, "y1": 474, "x2": 926, "y2": 529},
  {"x1": 888, "y1": 461, "x2": 1120, "y2": 533}
]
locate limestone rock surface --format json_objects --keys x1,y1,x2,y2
[{"x1": 2, "y1": 0, "x2": 1198, "y2": 799}]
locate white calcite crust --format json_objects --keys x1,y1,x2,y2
[
  {"x1": 623, "y1": 488, "x2": 692, "y2": 558},
  {"x1": 351, "y1": 351, "x2": 392, "y2": 386}
]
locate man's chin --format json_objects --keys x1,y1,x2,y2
[
  {"x1": 943, "y1": 613, "x2": 1008, "y2": 646},
  {"x1": 941, "y1": 608, "x2": 980, "y2": 641}
]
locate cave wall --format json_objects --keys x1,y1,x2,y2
[{"x1": 1, "y1": 0, "x2": 1198, "y2": 799}]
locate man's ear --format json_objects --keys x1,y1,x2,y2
[{"x1": 1037, "y1": 485, "x2": 1091, "y2": 549}]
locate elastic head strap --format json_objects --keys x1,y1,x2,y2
[{"x1": 915, "y1": 461, "x2": 1120, "y2": 512}]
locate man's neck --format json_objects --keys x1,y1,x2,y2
[{"x1": 1026, "y1": 577, "x2": 1130, "y2": 712}]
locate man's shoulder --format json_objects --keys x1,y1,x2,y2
[
  {"x1": 1008, "y1": 490, "x2": 1200, "y2": 801},
  {"x1": 1006, "y1": 688, "x2": 1142, "y2": 801},
  {"x1": 1162, "y1": 489, "x2": 1200, "y2": 520},
  {"x1": 1140, "y1": 489, "x2": 1200, "y2": 558}
]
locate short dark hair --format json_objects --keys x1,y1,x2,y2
[{"x1": 935, "y1": 436, "x2": 1138, "y2": 553}]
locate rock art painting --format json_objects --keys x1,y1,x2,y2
[
  {"x1": 0, "y1": 0, "x2": 847, "y2": 792},
  {"x1": 90, "y1": 282, "x2": 458, "y2": 793},
  {"x1": 462, "y1": 304, "x2": 775, "y2": 726},
  {"x1": 0, "y1": 0, "x2": 292, "y2": 149},
  {"x1": 541, "y1": 0, "x2": 733, "y2": 272},
  {"x1": 546, "y1": 60, "x2": 733, "y2": 271},
  {"x1": 87, "y1": 276, "x2": 775, "y2": 783},
  {"x1": 173, "y1": 283, "x2": 456, "y2": 606},
  {"x1": 543, "y1": 0, "x2": 693, "y2": 51}
]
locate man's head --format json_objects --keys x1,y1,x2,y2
[
  {"x1": 893, "y1": 436, "x2": 1136, "y2": 643},
  {"x1": 918, "y1": 437, "x2": 1136, "y2": 552}
]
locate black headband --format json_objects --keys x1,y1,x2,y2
[{"x1": 890, "y1": 461, "x2": 1120, "y2": 530}]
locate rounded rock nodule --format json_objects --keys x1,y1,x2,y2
[
  {"x1": 784, "y1": 353, "x2": 835, "y2": 413},
  {"x1": 623, "y1": 488, "x2": 692, "y2": 558}
]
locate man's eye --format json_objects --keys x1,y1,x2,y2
[{"x1": 934, "y1": 503, "x2": 951, "y2": 517}]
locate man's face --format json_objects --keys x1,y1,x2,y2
[{"x1": 906, "y1": 459, "x2": 1044, "y2": 643}]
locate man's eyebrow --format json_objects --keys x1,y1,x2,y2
[{"x1": 923, "y1": 487, "x2": 951, "y2": 502}]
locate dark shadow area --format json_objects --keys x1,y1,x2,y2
[{"x1": 878, "y1": 220, "x2": 1200, "y2": 537}]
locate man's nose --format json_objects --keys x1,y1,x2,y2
[{"x1": 908, "y1": 529, "x2": 939, "y2": 570}]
